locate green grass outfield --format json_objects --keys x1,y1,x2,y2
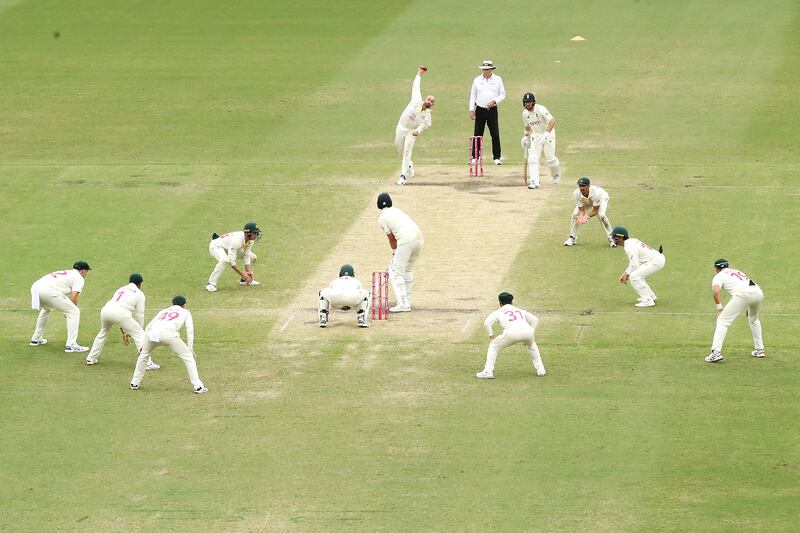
[{"x1": 1, "y1": 0, "x2": 799, "y2": 530}]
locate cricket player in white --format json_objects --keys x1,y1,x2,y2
[
  {"x1": 395, "y1": 65, "x2": 435, "y2": 186},
  {"x1": 377, "y1": 192, "x2": 423, "y2": 312},
  {"x1": 705, "y1": 258, "x2": 765, "y2": 363},
  {"x1": 612, "y1": 226, "x2": 666, "y2": 307},
  {"x1": 477, "y1": 292, "x2": 545, "y2": 379},
  {"x1": 318, "y1": 264, "x2": 370, "y2": 328},
  {"x1": 521, "y1": 92, "x2": 560, "y2": 189},
  {"x1": 205, "y1": 221, "x2": 262, "y2": 292},
  {"x1": 565, "y1": 177, "x2": 614, "y2": 247},
  {"x1": 85, "y1": 273, "x2": 159, "y2": 370},
  {"x1": 29, "y1": 261, "x2": 92, "y2": 352},
  {"x1": 130, "y1": 296, "x2": 207, "y2": 394}
]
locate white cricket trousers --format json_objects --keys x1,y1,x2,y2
[
  {"x1": 87, "y1": 303, "x2": 145, "y2": 360},
  {"x1": 569, "y1": 198, "x2": 612, "y2": 237},
  {"x1": 628, "y1": 254, "x2": 666, "y2": 301},
  {"x1": 389, "y1": 236, "x2": 424, "y2": 307},
  {"x1": 395, "y1": 126, "x2": 416, "y2": 177},
  {"x1": 483, "y1": 325, "x2": 545, "y2": 375},
  {"x1": 712, "y1": 285, "x2": 764, "y2": 352},
  {"x1": 31, "y1": 284, "x2": 80, "y2": 345},
  {"x1": 524, "y1": 132, "x2": 560, "y2": 186},
  {"x1": 131, "y1": 333, "x2": 204, "y2": 389},
  {"x1": 319, "y1": 288, "x2": 370, "y2": 314},
  {"x1": 207, "y1": 245, "x2": 231, "y2": 286}
]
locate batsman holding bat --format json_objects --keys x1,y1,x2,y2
[
  {"x1": 394, "y1": 65, "x2": 435, "y2": 185},
  {"x1": 564, "y1": 177, "x2": 615, "y2": 247},
  {"x1": 521, "y1": 92, "x2": 560, "y2": 189}
]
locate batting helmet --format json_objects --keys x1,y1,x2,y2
[
  {"x1": 522, "y1": 92, "x2": 535, "y2": 104},
  {"x1": 611, "y1": 226, "x2": 629, "y2": 240},
  {"x1": 339, "y1": 264, "x2": 355, "y2": 277},
  {"x1": 377, "y1": 192, "x2": 392, "y2": 209}
]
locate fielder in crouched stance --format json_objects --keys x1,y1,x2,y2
[
  {"x1": 205, "y1": 221, "x2": 262, "y2": 292},
  {"x1": 85, "y1": 273, "x2": 159, "y2": 370},
  {"x1": 477, "y1": 292, "x2": 546, "y2": 379},
  {"x1": 705, "y1": 258, "x2": 765, "y2": 363},
  {"x1": 564, "y1": 177, "x2": 614, "y2": 247},
  {"x1": 612, "y1": 226, "x2": 665, "y2": 307},
  {"x1": 130, "y1": 296, "x2": 207, "y2": 394},
  {"x1": 318, "y1": 264, "x2": 370, "y2": 328},
  {"x1": 30, "y1": 260, "x2": 92, "y2": 352},
  {"x1": 377, "y1": 192, "x2": 423, "y2": 312}
]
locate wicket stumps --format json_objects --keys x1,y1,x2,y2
[
  {"x1": 469, "y1": 135, "x2": 484, "y2": 177},
  {"x1": 371, "y1": 271, "x2": 389, "y2": 320}
]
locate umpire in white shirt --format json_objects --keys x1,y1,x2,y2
[{"x1": 469, "y1": 60, "x2": 506, "y2": 165}]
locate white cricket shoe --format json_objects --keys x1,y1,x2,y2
[
  {"x1": 319, "y1": 313, "x2": 328, "y2": 328},
  {"x1": 635, "y1": 300, "x2": 655, "y2": 308},
  {"x1": 239, "y1": 279, "x2": 260, "y2": 286},
  {"x1": 29, "y1": 339, "x2": 48, "y2": 346},
  {"x1": 751, "y1": 349, "x2": 766, "y2": 358},
  {"x1": 130, "y1": 383, "x2": 140, "y2": 390},
  {"x1": 193, "y1": 386, "x2": 209, "y2": 394},
  {"x1": 476, "y1": 370, "x2": 494, "y2": 379},
  {"x1": 86, "y1": 356, "x2": 99, "y2": 365},
  {"x1": 397, "y1": 174, "x2": 406, "y2": 185},
  {"x1": 408, "y1": 161, "x2": 415, "y2": 178},
  {"x1": 205, "y1": 283, "x2": 218, "y2": 292},
  {"x1": 705, "y1": 350, "x2": 724, "y2": 363},
  {"x1": 389, "y1": 304, "x2": 411, "y2": 313},
  {"x1": 493, "y1": 159, "x2": 502, "y2": 165},
  {"x1": 552, "y1": 174, "x2": 560, "y2": 184},
  {"x1": 357, "y1": 314, "x2": 369, "y2": 328},
  {"x1": 469, "y1": 158, "x2": 477, "y2": 167},
  {"x1": 563, "y1": 236, "x2": 576, "y2": 246},
  {"x1": 146, "y1": 360, "x2": 161, "y2": 371},
  {"x1": 65, "y1": 344, "x2": 89, "y2": 353},
  {"x1": 528, "y1": 183, "x2": 539, "y2": 189},
  {"x1": 536, "y1": 370, "x2": 547, "y2": 377}
]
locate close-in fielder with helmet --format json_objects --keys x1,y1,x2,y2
[
  {"x1": 318, "y1": 264, "x2": 370, "y2": 328},
  {"x1": 521, "y1": 92, "x2": 560, "y2": 189},
  {"x1": 29, "y1": 260, "x2": 92, "y2": 352},
  {"x1": 705, "y1": 259, "x2": 765, "y2": 363},
  {"x1": 477, "y1": 292, "x2": 546, "y2": 379},
  {"x1": 611, "y1": 226, "x2": 665, "y2": 307},
  {"x1": 564, "y1": 177, "x2": 615, "y2": 247},
  {"x1": 85, "y1": 273, "x2": 159, "y2": 370},
  {"x1": 205, "y1": 222, "x2": 262, "y2": 292},
  {"x1": 395, "y1": 65, "x2": 435, "y2": 186},
  {"x1": 130, "y1": 296, "x2": 207, "y2": 394},
  {"x1": 376, "y1": 192, "x2": 423, "y2": 313}
]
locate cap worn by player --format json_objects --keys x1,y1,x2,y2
[
  {"x1": 339, "y1": 264, "x2": 354, "y2": 277},
  {"x1": 243, "y1": 222, "x2": 262, "y2": 240},
  {"x1": 714, "y1": 258, "x2": 729, "y2": 269},
  {"x1": 377, "y1": 192, "x2": 392, "y2": 209},
  {"x1": 498, "y1": 292, "x2": 514, "y2": 305},
  {"x1": 129, "y1": 273, "x2": 144, "y2": 285},
  {"x1": 172, "y1": 295, "x2": 187, "y2": 306},
  {"x1": 577, "y1": 177, "x2": 591, "y2": 186},
  {"x1": 73, "y1": 261, "x2": 92, "y2": 271}
]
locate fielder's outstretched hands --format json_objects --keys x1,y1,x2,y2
[{"x1": 577, "y1": 213, "x2": 590, "y2": 225}]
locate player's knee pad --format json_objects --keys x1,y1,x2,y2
[{"x1": 546, "y1": 157, "x2": 560, "y2": 169}]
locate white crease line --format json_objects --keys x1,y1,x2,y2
[
  {"x1": 461, "y1": 314, "x2": 474, "y2": 334},
  {"x1": 279, "y1": 314, "x2": 294, "y2": 332}
]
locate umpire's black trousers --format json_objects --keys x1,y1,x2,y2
[{"x1": 473, "y1": 106, "x2": 501, "y2": 160}]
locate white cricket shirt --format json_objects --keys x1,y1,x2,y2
[
  {"x1": 397, "y1": 75, "x2": 432, "y2": 133},
  {"x1": 329, "y1": 275, "x2": 363, "y2": 292},
  {"x1": 469, "y1": 73, "x2": 506, "y2": 110},
  {"x1": 522, "y1": 104, "x2": 555, "y2": 135},
  {"x1": 712, "y1": 268, "x2": 755, "y2": 297},
  {"x1": 146, "y1": 305, "x2": 194, "y2": 349},
  {"x1": 623, "y1": 238, "x2": 662, "y2": 273},
  {"x1": 34, "y1": 269, "x2": 85, "y2": 295},
  {"x1": 484, "y1": 304, "x2": 537, "y2": 336},
  {"x1": 210, "y1": 230, "x2": 253, "y2": 265},
  {"x1": 378, "y1": 207, "x2": 422, "y2": 244},
  {"x1": 574, "y1": 185, "x2": 609, "y2": 208},
  {"x1": 104, "y1": 283, "x2": 146, "y2": 326}
]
